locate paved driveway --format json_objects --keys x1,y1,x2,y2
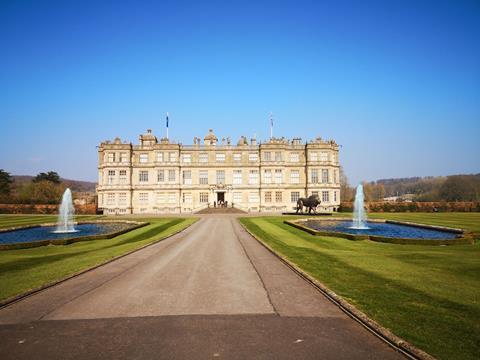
[{"x1": 0, "y1": 216, "x2": 403, "y2": 359}]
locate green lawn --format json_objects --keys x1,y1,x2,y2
[
  {"x1": 0, "y1": 215, "x2": 197, "y2": 302},
  {"x1": 0, "y1": 214, "x2": 102, "y2": 229},
  {"x1": 240, "y1": 213, "x2": 480, "y2": 360}
]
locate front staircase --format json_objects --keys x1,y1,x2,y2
[{"x1": 195, "y1": 206, "x2": 247, "y2": 214}]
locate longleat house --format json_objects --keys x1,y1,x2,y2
[{"x1": 97, "y1": 129, "x2": 341, "y2": 214}]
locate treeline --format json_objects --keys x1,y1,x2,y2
[
  {"x1": 0, "y1": 170, "x2": 67, "y2": 204},
  {"x1": 341, "y1": 170, "x2": 480, "y2": 202}
]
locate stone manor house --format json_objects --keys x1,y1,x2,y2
[{"x1": 97, "y1": 129, "x2": 341, "y2": 214}]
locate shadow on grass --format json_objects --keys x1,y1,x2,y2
[{"x1": 242, "y1": 218, "x2": 480, "y2": 360}]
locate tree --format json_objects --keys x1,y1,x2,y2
[
  {"x1": 340, "y1": 167, "x2": 354, "y2": 202},
  {"x1": 18, "y1": 180, "x2": 66, "y2": 204},
  {"x1": 439, "y1": 176, "x2": 477, "y2": 201},
  {"x1": 0, "y1": 169, "x2": 13, "y2": 197},
  {"x1": 33, "y1": 171, "x2": 61, "y2": 184},
  {"x1": 371, "y1": 183, "x2": 386, "y2": 201}
]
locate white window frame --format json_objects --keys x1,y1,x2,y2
[
  {"x1": 183, "y1": 170, "x2": 192, "y2": 185},
  {"x1": 139, "y1": 154, "x2": 148, "y2": 163},
  {"x1": 233, "y1": 170, "x2": 242, "y2": 185},
  {"x1": 249, "y1": 170, "x2": 259, "y2": 185},
  {"x1": 139, "y1": 170, "x2": 149, "y2": 183},
  {"x1": 290, "y1": 170, "x2": 300, "y2": 184},
  {"x1": 199, "y1": 170, "x2": 208, "y2": 185},
  {"x1": 291, "y1": 191, "x2": 300, "y2": 203},
  {"x1": 274, "y1": 169, "x2": 282, "y2": 184}
]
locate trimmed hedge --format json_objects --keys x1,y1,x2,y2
[{"x1": 339, "y1": 201, "x2": 480, "y2": 213}]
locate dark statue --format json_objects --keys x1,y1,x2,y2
[{"x1": 296, "y1": 194, "x2": 321, "y2": 214}]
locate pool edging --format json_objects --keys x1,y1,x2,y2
[
  {"x1": 284, "y1": 218, "x2": 474, "y2": 245},
  {"x1": 0, "y1": 220, "x2": 149, "y2": 250}
]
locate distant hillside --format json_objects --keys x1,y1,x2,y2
[
  {"x1": 373, "y1": 173, "x2": 480, "y2": 201},
  {"x1": 12, "y1": 176, "x2": 96, "y2": 192}
]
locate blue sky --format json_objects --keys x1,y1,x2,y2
[{"x1": 0, "y1": 0, "x2": 479, "y2": 184}]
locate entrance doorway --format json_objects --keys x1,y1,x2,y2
[{"x1": 217, "y1": 192, "x2": 225, "y2": 203}]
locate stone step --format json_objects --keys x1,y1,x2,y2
[{"x1": 195, "y1": 207, "x2": 247, "y2": 214}]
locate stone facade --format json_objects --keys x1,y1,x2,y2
[{"x1": 97, "y1": 129, "x2": 341, "y2": 214}]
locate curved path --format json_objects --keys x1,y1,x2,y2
[{"x1": 0, "y1": 216, "x2": 402, "y2": 359}]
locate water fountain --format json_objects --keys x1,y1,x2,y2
[
  {"x1": 53, "y1": 188, "x2": 77, "y2": 233},
  {"x1": 350, "y1": 184, "x2": 370, "y2": 230}
]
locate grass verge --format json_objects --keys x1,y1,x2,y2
[
  {"x1": 0, "y1": 215, "x2": 197, "y2": 302},
  {"x1": 240, "y1": 214, "x2": 480, "y2": 360}
]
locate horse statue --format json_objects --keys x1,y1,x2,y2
[{"x1": 296, "y1": 194, "x2": 321, "y2": 214}]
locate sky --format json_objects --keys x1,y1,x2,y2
[{"x1": 0, "y1": 0, "x2": 479, "y2": 184}]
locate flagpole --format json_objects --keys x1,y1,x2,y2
[
  {"x1": 166, "y1": 112, "x2": 169, "y2": 140},
  {"x1": 269, "y1": 112, "x2": 273, "y2": 139}
]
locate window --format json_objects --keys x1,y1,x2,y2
[
  {"x1": 107, "y1": 153, "x2": 115, "y2": 162},
  {"x1": 290, "y1": 153, "x2": 299, "y2": 162},
  {"x1": 107, "y1": 170, "x2": 115, "y2": 185},
  {"x1": 233, "y1": 192, "x2": 242, "y2": 203},
  {"x1": 118, "y1": 193, "x2": 127, "y2": 206},
  {"x1": 167, "y1": 193, "x2": 176, "y2": 203},
  {"x1": 274, "y1": 169, "x2": 282, "y2": 184},
  {"x1": 168, "y1": 169, "x2": 176, "y2": 182},
  {"x1": 139, "y1": 154, "x2": 148, "y2": 163},
  {"x1": 334, "y1": 191, "x2": 338, "y2": 202},
  {"x1": 248, "y1": 153, "x2": 258, "y2": 162},
  {"x1": 322, "y1": 169, "x2": 329, "y2": 183},
  {"x1": 320, "y1": 152, "x2": 328, "y2": 162},
  {"x1": 139, "y1": 171, "x2": 148, "y2": 183},
  {"x1": 291, "y1": 191, "x2": 300, "y2": 202},
  {"x1": 311, "y1": 169, "x2": 319, "y2": 184},
  {"x1": 249, "y1": 192, "x2": 259, "y2": 203},
  {"x1": 249, "y1": 170, "x2": 259, "y2": 184},
  {"x1": 156, "y1": 193, "x2": 166, "y2": 205},
  {"x1": 233, "y1": 170, "x2": 242, "y2": 185},
  {"x1": 322, "y1": 191, "x2": 330, "y2": 202},
  {"x1": 157, "y1": 170, "x2": 164, "y2": 183},
  {"x1": 265, "y1": 191, "x2": 272, "y2": 202},
  {"x1": 290, "y1": 170, "x2": 300, "y2": 184},
  {"x1": 157, "y1": 152, "x2": 164, "y2": 162},
  {"x1": 275, "y1": 191, "x2": 282, "y2": 202},
  {"x1": 216, "y1": 170, "x2": 225, "y2": 184},
  {"x1": 182, "y1": 154, "x2": 191, "y2": 163},
  {"x1": 119, "y1": 170, "x2": 127, "y2": 184},
  {"x1": 106, "y1": 193, "x2": 115, "y2": 205},
  {"x1": 199, "y1": 170, "x2": 208, "y2": 185},
  {"x1": 310, "y1": 152, "x2": 318, "y2": 161},
  {"x1": 216, "y1": 153, "x2": 225, "y2": 162},
  {"x1": 169, "y1": 152, "x2": 177, "y2": 162},
  {"x1": 275, "y1": 152, "x2": 282, "y2": 161},
  {"x1": 263, "y1": 169, "x2": 272, "y2": 184},
  {"x1": 311, "y1": 191, "x2": 319, "y2": 196},
  {"x1": 182, "y1": 192, "x2": 192, "y2": 203},
  {"x1": 120, "y1": 153, "x2": 128, "y2": 162},
  {"x1": 233, "y1": 153, "x2": 242, "y2": 161},
  {"x1": 200, "y1": 192, "x2": 209, "y2": 203},
  {"x1": 139, "y1": 192, "x2": 149, "y2": 204},
  {"x1": 263, "y1": 152, "x2": 271, "y2": 161},
  {"x1": 334, "y1": 170, "x2": 338, "y2": 184},
  {"x1": 199, "y1": 153, "x2": 208, "y2": 163},
  {"x1": 183, "y1": 170, "x2": 192, "y2": 185}
]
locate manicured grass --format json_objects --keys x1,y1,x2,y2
[
  {"x1": 240, "y1": 214, "x2": 480, "y2": 360},
  {"x1": 0, "y1": 215, "x2": 197, "y2": 302},
  {"x1": 0, "y1": 214, "x2": 102, "y2": 229}
]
